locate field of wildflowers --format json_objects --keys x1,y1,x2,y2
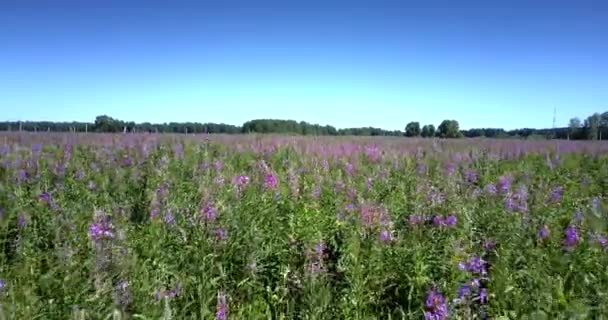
[{"x1": 1, "y1": 132, "x2": 608, "y2": 319}]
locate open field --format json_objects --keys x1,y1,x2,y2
[{"x1": 1, "y1": 133, "x2": 608, "y2": 319}]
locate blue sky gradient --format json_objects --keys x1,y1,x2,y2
[{"x1": 1, "y1": 0, "x2": 607, "y2": 130}]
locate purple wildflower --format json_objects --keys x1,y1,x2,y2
[
  {"x1": 538, "y1": 225, "x2": 550, "y2": 240},
  {"x1": 409, "y1": 214, "x2": 423, "y2": 226},
  {"x1": 497, "y1": 175, "x2": 512, "y2": 193},
  {"x1": 32, "y1": 144, "x2": 41, "y2": 153},
  {"x1": 164, "y1": 211, "x2": 175, "y2": 225},
  {"x1": 379, "y1": 229, "x2": 393, "y2": 242},
  {"x1": 596, "y1": 234, "x2": 608, "y2": 247},
  {"x1": 549, "y1": 186, "x2": 564, "y2": 203},
  {"x1": 214, "y1": 160, "x2": 223, "y2": 172},
  {"x1": 432, "y1": 215, "x2": 446, "y2": 227},
  {"x1": 424, "y1": 287, "x2": 449, "y2": 320},
  {"x1": 564, "y1": 225, "x2": 579, "y2": 248},
  {"x1": 39, "y1": 192, "x2": 51, "y2": 203},
  {"x1": 216, "y1": 291, "x2": 228, "y2": 320},
  {"x1": 444, "y1": 162, "x2": 457, "y2": 176},
  {"x1": 445, "y1": 215, "x2": 457, "y2": 226},
  {"x1": 345, "y1": 162, "x2": 355, "y2": 175},
  {"x1": 17, "y1": 169, "x2": 28, "y2": 182},
  {"x1": 215, "y1": 228, "x2": 228, "y2": 241},
  {"x1": 573, "y1": 210, "x2": 584, "y2": 223},
  {"x1": 201, "y1": 202, "x2": 217, "y2": 221},
  {"x1": 462, "y1": 256, "x2": 487, "y2": 275},
  {"x1": 464, "y1": 169, "x2": 478, "y2": 183},
  {"x1": 471, "y1": 278, "x2": 480, "y2": 287},
  {"x1": 264, "y1": 173, "x2": 278, "y2": 189},
  {"x1": 484, "y1": 183, "x2": 497, "y2": 194},
  {"x1": 478, "y1": 288, "x2": 488, "y2": 304},
  {"x1": 233, "y1": 175, "x2": 250, "y2": 187},
  {"x1": 89, "y1": 220, "x2": 114, "y2": 241},
  {"x1": 457, "y1": 284, "x2": 471, "y2": 299}
]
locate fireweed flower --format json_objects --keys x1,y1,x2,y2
[
  {"x1": 432, "y1": 215, "x2": 446, "y2": 227},
  {"x1": 39, "y1": 192, "x2": 52, "y2": 203},
  {"x1": 233, "y1": 175, "x2": 250, "y2": 187},
  {"x1": 445, "y1": 215, "x2": 457, "y2": 226},
  {"x1": 595, "y1": 234, "x2": 608, "y2": 247},
  {"x1": 549, "y1": 186, "x2": 564, "y2": 203},
  {"x1": 31, "y1": 144, "x2": 41, "y2": 153},
  {"x1": 17, "y1": 169, "x2": 28, "y2": 182},
  {"x1": 444, "y1": 162, "x2": 457, "y2": 176},
  {"x1": 216, "y1": 291, "x2": 228, "y2": 320},
  {"x1": 461, "y1": 256, "x2": 487, "y2": 275},
  {"x1": 264, "y1": 173, "x2": 278, "y2": 189},
  {"x1": 464, "y1": 169, "x2": 479, "y2": 184},
  {"x1": 379, "y1": 229, "x2": 393, "y2": 242},
  {"x1": 409, "y1": 214, "x2": 423, "y2": 226},
  {"x1": 164, "y1": 211, "x2": 175, "y2": 225},
  {"x1": 478, "y1": 288, "x2": 488, "y2": 304},
  {"x1": 484, "y1": 183, "x2": 497, "y2": 195},
  {"x1": 345, "y1": 162, "x2": 355, "y2": 175},
  {"x1": 497, "y1": 175, "x2": 512, "y2": 194},
  {"x1": 538, "y1": 225, "x2": 550, "y2": 240},
  {"x1": 424, "y1": 287, "x2": 449, "y2": 320},
  {"x1": 564, "y1": 225, "x2": 579, "y2": 248},
  {"x1": 457, "y1": 284, "x2": 471, "y2": 299},
  {"x1": 215, "y1": 228, "x2": 228, "y2": 241},
  {"x1": 201, "y1": 202, "x2": 217, "y2": 222},
  {"x1": 89, "y1": 218, "x2": 115, "y2": 241}
]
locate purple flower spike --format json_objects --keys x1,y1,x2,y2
[
  {"x1": 264, "y1": 173, "x2": 278, "y2": 189},
  {"x1": 379, "y1": 229, "x2": 393, "y2": 242},
  {"x1": 216, "y1": 291, "x2": 228, "y2": 320},
  {"x1": 538, "y1": 225, "x2": 550, "y2": 240},
  {"x1": 424, "y1": 287, "x2": 449, "y2": 320},
  {"x1": 432, "y1": 215, "x2": 446, "y2": 227},
  {"x1": 549, "y1": 186, "x2": 564, "y2": 203},
  {"x1": 564, "y1": 225, "x2": 579, "y2": 248},
  {"x1": 445, "y1": 215, "x2": 457, "y2": 226}
]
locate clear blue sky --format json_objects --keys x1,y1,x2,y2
[{"x1": 1, "y1": 0, "x2": 606, "y2": 130}]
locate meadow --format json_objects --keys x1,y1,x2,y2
[{"x1": 1, "y1": 132, "x2": 608, "y2": 319}]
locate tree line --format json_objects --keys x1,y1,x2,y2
[{"x1": 1, "y1": 111, "x2": 607, "y2": 139}]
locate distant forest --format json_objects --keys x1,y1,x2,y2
[{"x1": 1, "y1": 111, "x2": 607, "y2": 140}]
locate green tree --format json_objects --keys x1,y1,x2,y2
[
  {"x1": 585, "y1": 113, "x2": 601, "y2": 140},
  {"x1": 568, "y1": 117, "x2": 582, "y2": 140},
  {"x1": 405, "y1": 122, "x2": 421, "y2": 137},
  {"x1": 437, "y1": 120, "x2": 461, "y2": 138},
  {"x1": 421, "y1": 124, "x2": 436, "y2": 137}
]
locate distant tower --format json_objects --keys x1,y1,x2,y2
[{"x1": 552, "y1": 107, "x2": 556, "y2": 129}]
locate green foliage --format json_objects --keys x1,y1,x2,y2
[{"x1": 1, "y1": 135, "x2": 608, "y2": 318}]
